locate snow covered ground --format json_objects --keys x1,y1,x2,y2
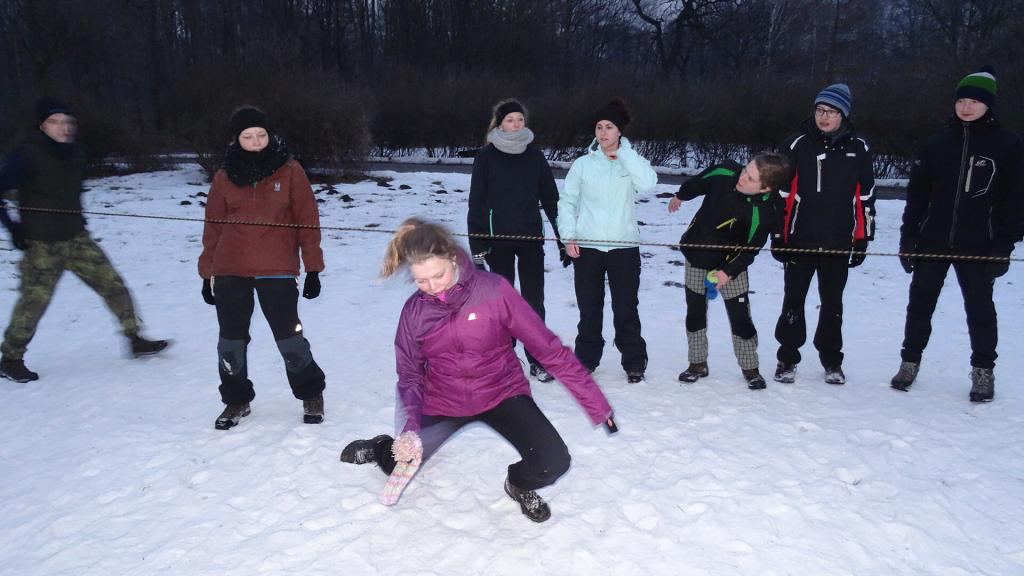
[{"x1": 1, "y1": 165, "x2": 1021, "y2": 576}]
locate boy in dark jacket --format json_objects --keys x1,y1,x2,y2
[
  {"x1": 0, "y1": 98, "x2": 167, "y2": 383},
  {"x1": 669, "y1": 152, "x2": 791, "y2": 389},
  {"x1": 891, "y1": 68, "x2": 1024, "y2": 403},
  {"x1": 770, "y1": 83, "x2": 875, "y2": 386}
]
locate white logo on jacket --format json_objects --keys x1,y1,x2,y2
[{"x1": 274, "y1": 182, "x2": 281, "y2": 192}]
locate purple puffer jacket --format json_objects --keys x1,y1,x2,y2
[{"x1": 394, "y1": 251, "x2": 612, "y2": 433}]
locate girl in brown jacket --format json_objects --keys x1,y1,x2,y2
[{"x1": 198, "y1": 107, "x2": 326, "y2": 430}]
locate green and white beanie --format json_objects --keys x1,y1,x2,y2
[{"x1": 955, "y1": 67, "x2": 996, "y2": 107}]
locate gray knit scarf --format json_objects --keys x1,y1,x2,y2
[{"x1": 486, "y1": 127, "x2": 535, "y2": 155}]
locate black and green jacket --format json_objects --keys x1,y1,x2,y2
[{"x1": 675, "y1": 160, "x2": 777, "y2": 277}]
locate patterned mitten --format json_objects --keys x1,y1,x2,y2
[{"x1": 379, "y1": 431, "x2": 423, "y2": 506}]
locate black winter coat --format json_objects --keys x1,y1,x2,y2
[
  {"x1": 676, "y1": 160, "x2": 777, "y2": 278},
  {"x1": 467, "y1": 143, "x2": 558, "y2": 256},
  {"x1": 900, "y1": 113, "x2": 1024, "y2": 257},
  {"x1": 773, "y1": 118, "x2": 875, "y2": 251}
]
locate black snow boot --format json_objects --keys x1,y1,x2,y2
[
  {"x1": 529, "y1": 363, "x2": 555, "y2": 383},
  {"x1": 890, "y1": 361, "x2": 919, "y2": 392},
  {"x1": 303, "y1": 394, "x2": 324, "y2": 424},
  {"x1": 0, "y1": 356, "x2": 39, "y2": 383},
  {"x1": 678, "y1": 362, "x2": 709, "y2": 383},
  {"x1": 340, "y1": 434, "x2": 393, "y2": 465},
  {"x1": 742, "y1": 368, "x2": 766, "y2": 390},
  {"x1": 774, "y1": 362, "x2": 796, "y2": 383},
  {"x1": 214, "y1": 402, "x2": 251, "y2": 430},
  {"x1": 824, "y1": 365, "x2": 846, "y2": 385},
  {"x1": 130, "y1": 335, "x2": 169, "y2": 358},
  {"x1": 969, "y1": 367, "x2": 994, "y2": 403},
  {"x1": 626, "y1": 370, "x2": 645, "y2": 384},
  {"x1": 504, "y1": 476, "x2": 551, "y2": 523}
]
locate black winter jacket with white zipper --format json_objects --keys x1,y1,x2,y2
[{"x1": 900, "y1": 112, "x2": 1024, "y2": 257}]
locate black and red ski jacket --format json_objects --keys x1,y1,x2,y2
[{"x1": 772, "y1": 118, "x2": 875, "y2": 253}]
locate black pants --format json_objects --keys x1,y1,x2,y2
[
  {"x1": 486, "y1": 242, "x2": 546, "y2": 367},
  {"x1": 685, "y1": 289, "x2": 757, "y2": 339},
  {"x1": 901, "y1": 260, "x2": 997, "y2": 369},
  {"x1": 375, "y1": 395, "x2": 571, "y2": 491},
  {"x1": 775, "y1": 256, "x2": 849, "y2": 367},
  {"x1": 214, "y1": 276, "x2": 325, "y2": 405},
  {"x1": 572, "y1": 247, "x2": 647, "y2": 372}
]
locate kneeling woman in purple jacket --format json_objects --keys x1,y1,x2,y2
[{"x1": 341, "y1": 218, "x2": 617, "y2": 523}]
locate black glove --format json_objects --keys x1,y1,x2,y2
[
  {"x1": 604, "y1": 416, "x2": 619, "y2": 435},
  {"x1": 770, "y1": 236, "x2": 790, "y2": 264},
  {"x1": 201, "y1": 278, "x2": 216, "y2": 305},
  {"x1": 848, "y1": 239, "x2": 868, "y2": 268},
  {"x1": 557, "y1": 240, "x2": 572, "y2": 268},
  {"x1": 899, "y1": 244, "x2": 915, "y2": 274},
  {"x1": 302, "y1": 271, "x2": 321, "y2": 299},
  {"x1": 5, "y1": 221, "x2": 26, "y2": 250},
  {"x1": 984, "y1": 247, "x2": 1012, "y2": 280}
]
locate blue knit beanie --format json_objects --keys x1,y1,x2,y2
[{"x1": 814, "y1": 83, "x2": 852, "y2": 118}]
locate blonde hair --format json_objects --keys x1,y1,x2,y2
[{"x1": 381, "y1": 218, "x2": 461, "y2": 278}]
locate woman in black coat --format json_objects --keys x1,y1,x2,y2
[{"x1": 467, "y1": 98, "x2": 562, "y2": 382}]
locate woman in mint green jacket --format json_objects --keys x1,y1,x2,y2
[{"x1": 558, "y1": 99, "x2": 658, "y2": 383}]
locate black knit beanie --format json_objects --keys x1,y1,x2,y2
[
  {"x1": 36, "y1": 97, "x2": 74, "y2": 124},
  {"x1": 493, "y1": 100, "x2": 526, "y2": 126},
  {"x1": 230, "y1": 107, "x2": 268, "y2": 138},
  {"x1": 955, "y1": 66, "x2": 997, "y2": 108},
  {"x1": 593, "y1": 99, "x2": 630, "y2": 132}
]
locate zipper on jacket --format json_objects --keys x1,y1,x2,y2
[
  {"x1": 816, "y1": 153, "x2": 825, "y2": 192},
  {"x1": 964, "y1": 155, "x2": 975, "y2": 193},
  {"x1": 950, "y1": 125, "x2": 970, "y2": 247}
]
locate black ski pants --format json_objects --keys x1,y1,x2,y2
[
  {"x1": 375, "y1": 395, "x2": 571, "y2": 491},
  {"x1": 775, "y1": 255, "x2": 849, "y2": 368},
  {"x1": 572, "y1": 246, "x2": 647, "y2": 372},
  {"x1": 900, "y1": 259, "x2": 997, "y2": 369},
  {"x1": 486, "y1": 241, "x2": 546, "y2": 368},
  {"x1": 214, "y1": 276, "x2": 325, "y2": 405}
]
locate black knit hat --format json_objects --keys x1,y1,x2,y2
[
  {"x1": 35, "y1": 97, "x2": 74, "y2": 124},
  {"x1": 593, "y1": 99, "x2": 631, "y2": 132},
  {"x1": 230, "y1": 106, "x2": 268, "y2": 137},
  {"x1": 493, "y1": 99, "x2": 526, "y2": 126}
]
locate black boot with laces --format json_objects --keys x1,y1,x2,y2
[
  {"x1": 0, "y1": 356, "x2": 39, "y2": 383},
  {"x1": 214, "y1": 403, "x2": 251, "y2": 430},
  {"x1": 504, "y1": 476, "x2": 551, "y2": 523},
  {"x1": 340, "y1": 435, "x2": 393, "y2": 465}
]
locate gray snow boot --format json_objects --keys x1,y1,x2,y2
[
  {"x1": 214, "y1": 402, "x2": 251, "y2": 430},
  {"x1": 969, "y1": 367, "x2": 994, "y2": 403},
  {"x1": 678, "y1": 362, "x2": 709, "y2": 383},
  {"x1": 890, "y1": 361, "x2": 919, "y2": 392},
  {"x1": 774, "y1": 362, "x2": 796, "y2": 383}
]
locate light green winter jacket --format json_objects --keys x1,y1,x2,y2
[{"x1": 558, "y1": 137, "x2": 658, "y2": 251}]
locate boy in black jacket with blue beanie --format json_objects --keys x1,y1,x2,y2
[{"x1": 669, "y1": 152, "x2": 791, "y2": 389}]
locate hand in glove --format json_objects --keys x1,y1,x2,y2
[
  {"x1": 391, "y1": 430, "x2": 423, "y2": 463},
  {"x1": 898, "y1": 245, "x2": 915, "y2": 274},
  {"x1": 984, "y1": 247, "x2": 1012, "y2": 280},
  {"x1": 557, "y1": 240, "x2": 572, "y2": 268},
  {"x1": 770, "y1": 236, "x2": 791, "y2": 265},
  {"x1": 848, "y1": 239, "x2": 868, "y2": 268},
  {"x1": 5, "y1": 222, "x2": 26, "y2": 250},
  {"x1": 201, "y1": 278, "x2": 216, "y2": 305},
  {"x1": 604, "y1": 416, "x2": 619, "y2": 435},
  {"x1": 302, "y1": 271, "x2": 321, "y2": 299}
]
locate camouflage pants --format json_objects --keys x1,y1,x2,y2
[{"x1": 1, "y1": 233, "x2": 139, "y2": 359}]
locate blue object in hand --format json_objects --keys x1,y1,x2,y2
[{"x1": 704, "y1": 270, "x2": 719, "y2": 300}]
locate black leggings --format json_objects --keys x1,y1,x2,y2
[
  {"x1": 214, "y1": 276, "x2": 325, "y2": 404},
  {"x1": 376, "y1": 395, "x2": 571, "y2": 491}
]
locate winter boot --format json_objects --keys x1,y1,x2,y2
[
  {"x1": 340, "y1": 434, "x2": 393, "y2": 465},
  {"x1": 504, "y1": 475, "x2": 551, "y2": 523},
  {"x1": 529, "y1": 363, "x2": 555, "y2": 383},
  {"x1": 214, "y1": 402, "x2": 251, "y2": 430},
  {"x1": 0, "y1": 356, "x2": 39, "y2": 383},
  {"x1": 303, "y1": 394, "x2": 324, "y2": 424},
  {"x1": 824, "y1": 365, "x2": 846, "y2": 385},
  {"x1": 742, "y1": 368, "x2": 766, "y2": 390},
  {"x1": 774, "y1": 362, "x2": 796, "y2": 383},
  {"x1": 626, "y1": 370, "x2": 645, "y2": 384},
  {"x1": 969, "y1": 367, "x2": 994, "y2": 403},
  {"x1": 130, "y1": 335, "x2": 169, "y2": 358},
  {"x1": 678, "y1": 362, "x2": 709, "y2": 383},
  {"x1": 890, "y1": 361, "x2": 919, "y2": 392}
]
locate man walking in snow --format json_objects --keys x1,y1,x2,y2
[{"x1": 0, "y1": 97, "x2": 168, "y2": 383}]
